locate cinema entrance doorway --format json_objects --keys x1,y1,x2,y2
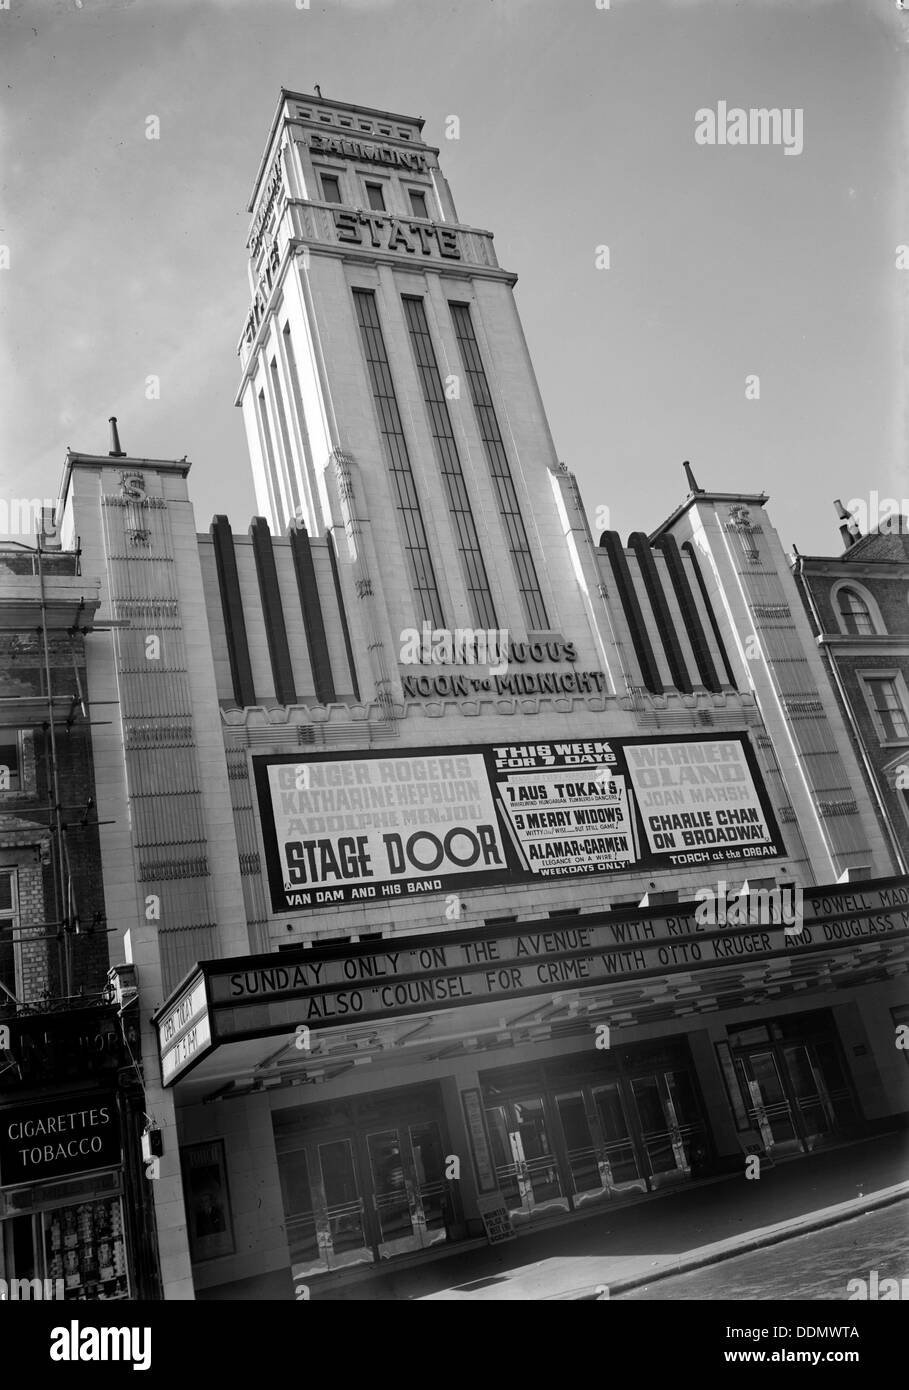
[
  {"x1": 273, "y1": 1082, "x2": 459, "y2": 1277},
  {"x1": 481, "y1": 1040, "x2": 711, "y2": 1222}
]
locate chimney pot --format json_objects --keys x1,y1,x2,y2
[
  {"x1": 108, "y1": 416, "x2": 126, "y2": 458},
  {"x1": 683, "y1": 460, "x2": 703, "y2": 494}
]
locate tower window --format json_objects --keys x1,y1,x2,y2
[
  {"x1": 449, "y1": 302, "x2": 550, "y2": 631},
  {"x1": 270, "y1": 358, "x2": 301, "y2": 517},
  {"x1": 365, "y1": 182, "x2": 386, "y2": 212},
  {"x1": 353, "y1": 289, "x2": 444, "y2": 629},
  {"x1": 282, "y1": 323, "x2": 315, "y2": 524},
  {"x1": 403, "y1": 295, "x2": 497, "y2": 630},
  {"x1": 409, "y1": 189, "x2": 429, "y2": 219},
  {"x1": 320, "y1": 173, "x2": 342, "y2": 204},
  {"x1": 256, "y1": 389, "x2": 283, "y2": 527}
]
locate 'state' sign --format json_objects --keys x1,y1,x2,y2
[{"x1": 332, "y1": 210, "x2": 461, "y2": 260}]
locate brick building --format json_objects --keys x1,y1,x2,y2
[
  {"x1": 0, "y1": 544, "x2": 107, "y2": 1005},
  {"x1": 793, "y1": 509, "x2": 909, "y2": 872},
  {"x1": 0, "y1": 533, "x2": 161, "y2": 1300}
]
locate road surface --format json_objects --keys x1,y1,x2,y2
[{"x1": 615, "y1": 1201, "x2": 909, "y2": 1300}]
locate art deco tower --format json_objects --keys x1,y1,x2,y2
[{"x1": 235, "y1": 91, "x2": 601, "y2": 706}]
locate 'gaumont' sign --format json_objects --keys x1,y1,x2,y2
[{"x1": 306, "y1": 129, "x2": 429, "y2": 172}]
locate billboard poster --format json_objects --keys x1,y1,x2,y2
[
  {"x1": 622, "y1": 738, "x2": 775, "y2": 859},
  {"x1": 253, "y1": 735, "x2": 784, "y2": 913},
  {"x1": 491, "y1": 760, "x2": 637, "y2": 877}
]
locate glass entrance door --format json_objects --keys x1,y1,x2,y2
[
  {"x1": 486, "y1": 1105, "x2": 523, "y2": 1213},
  {"x1": 590, "y1": 1082, "x2": 647, "y2": 1194},
  {"x1": 485, "y1": 1097, "x2": 568, "y2": 1220},
  {"x1": 275, "y1": 1087, "x2": 456, "y2": 1280},
  {"x1": 512, "y1": 1098, "x2": 567, "y2": 1215},
  {"x1": 280, "y1": 1146, "x2": 325, "y2": 1278},
  {"x1": 735, "y1": 1051, "x2": 801, "y2": 1154},
  {"x1": 629, "y1": 1074, "x2": 690, "y2": 1187},
  {"x1": 665, "y1": 1068, "x2": 708, "y2": 1174},
  {"x1": 735, "y1": 1042, "x2": 839, "y2": 1155},
  {"x1": 318, "y1": 1138, "x2": 374, "y2": 1269},
  {"x1": 727, "y1": 1015, "x2": 860, "y2": 1156},
  {"x1": 554, "y1": 1092, "x2": 609, "y2": 1206},
  {"x1": 481, "y1": 1052, "x2": 707, "y2": 1212},
  {"x1": 363, "y1": 1122, "x2": 452, "y2": 1259},
  {"x1": 409, "y1": 1121, "x2": 450, "y2": 1250},
  {"x1": 782, "y1": 1044, "x2": 832, "y2": 1150},
  {"x1": 367, "y1": 1130, "x2": 421, "y2": 1260}
]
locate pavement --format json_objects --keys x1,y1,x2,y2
[{"x1": 321, "y1": 1129, "x2": 909, "y2": 1300}]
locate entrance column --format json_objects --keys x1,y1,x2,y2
[
  {"x1": 686, "y1": 1026, "x2": 743, "y2": 1162},
  {"x1": 840, "y1": 990, "x2": 904, "y2": 1119},
  {"x1": 441, "y1": 1067, "x2": 489, "y2": 1241}
]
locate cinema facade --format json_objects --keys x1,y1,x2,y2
[{"x1": 53, "y1": 91, "x2": 908, "y2": 1299}]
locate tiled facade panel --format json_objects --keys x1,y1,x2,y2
[
  {"x1": 197, "y1": 541, "x2": 236, "y2": 701},
  {"x1": 273, "y1": 540, "x2": 319, "y2": 702},
  {"x1": 658, "y1": 502, "x2": 896, "y2": 880},
  {"x1": 593, "y1": 554, "x2": 646, "y2": 691},
  {"x1": 591, "y1": 536, "x2": 732, "y2": 697},
  {"x1": 421, "y1": 278, "x2": 530, "y2": 639},
  {"x1": 679, "y1": 545, "x2": 738, "y2": 689},
  {"x1": 678, "y1": 550, "x2": 733, "y2": 688},
  {"x1": 623, "y1": 549, "x2": 676, "y2": 691},
  {"x1": 312, "y1": 542, "x2": 359, "y2": 701},
  {"x1": 649, "y1": 548, "x2": 700, "y2": 690},
  {"x1": 200, "y1": 528, "x2": 360, "y2": 707},
  {"x1": 451, "y1": 281, "x2": 560, "y2": 634},
  {"x1": 234, "y1": 539, "x2": 278, "y2": 706}
]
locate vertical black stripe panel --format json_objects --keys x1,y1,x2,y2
[
  {"x1": 289, "y1": 524, "x2": 337, "y2": 705},
  {"x1": 654, "y1": 534, "x2": 722, "y2": 692},
  {"x1": 326, "y1": 530, "x2": 361, "y2": 703},
  {"x1": 210, "y1": 515, "x2": 256, "y2": 708},
  {"x1": 599, "y1": 532, "x2": 664, "y2": 694},
  {"x1": 680, "y1": 540, "x2": 738, "y2": 689},
  {"x1": 628, "y1": 533, "x2": 692, "y2": 693},
  {"x1": 250, "y1": 517, "x2": 297, "y2": 706}
]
